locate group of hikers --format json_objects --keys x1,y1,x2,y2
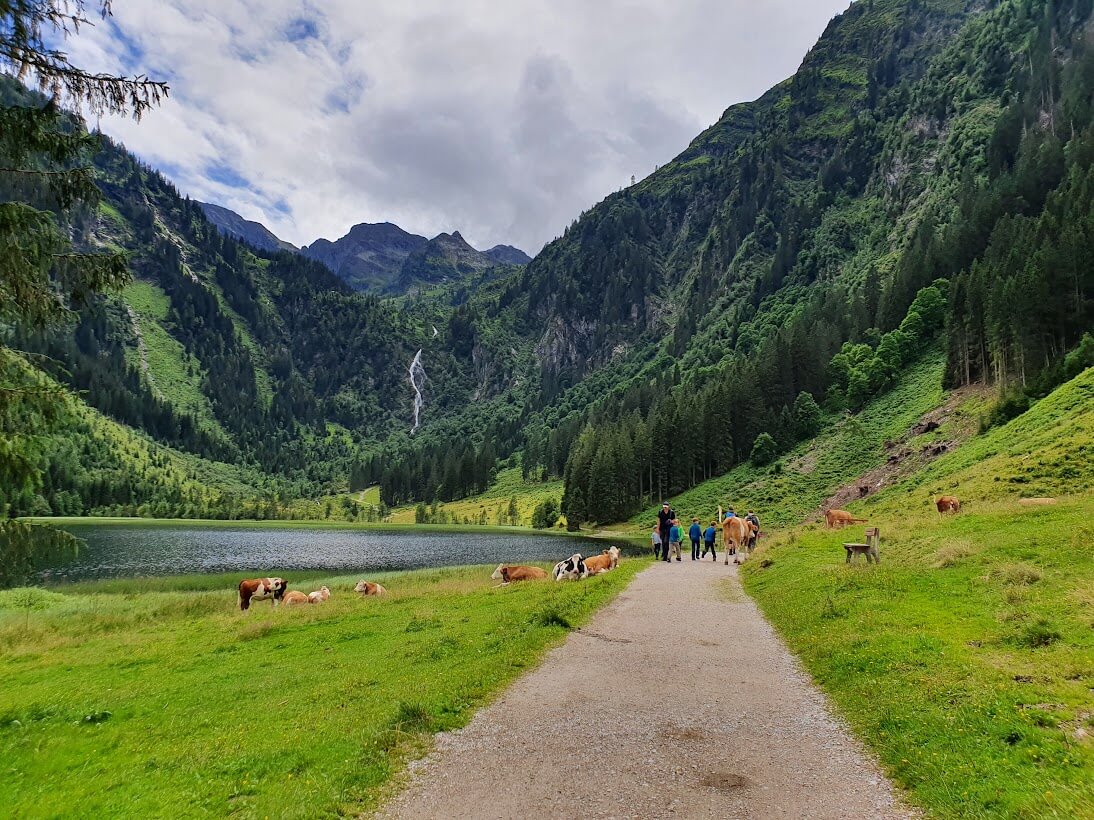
[{"x1": 652, "y1": 501, "x2": 760, "y2": 562}]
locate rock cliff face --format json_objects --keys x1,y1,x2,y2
[
  {"x1": 301, "y1": 221, "x2": 429, "y2": 292},
  {"x1": 301, "y1": 224, "x2": 529, "y2": 294}
]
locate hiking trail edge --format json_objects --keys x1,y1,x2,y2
[{"x1": 378, "y1": 559, "x2": 914, "y2": 819}]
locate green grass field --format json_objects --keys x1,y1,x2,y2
[
  {"x1": 741, "y1": 368, "x2": 1094, "y2": 818},
  {"x1": 388, "y1": 467, "x2": 564, "y2": 526},
  {"x1": 0, "y1": 560, "x2": 647, "y2": 817}
]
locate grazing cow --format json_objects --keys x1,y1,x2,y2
[
  {"x1": 722, "y1": 517, "x2": 757, "y2": 565},
  {"x1": 354, "y1": 580, "x2": 387, "y2": 596},
  {"x1": 553, "y1": 553, "x2": 588, "y2": 581},
  {"x1": 491, "y1": 565, "x2": 548, "y2": 583},
  {"x1": 936, "y1": 495, "x2": 961, "y2": 515},
  {"x1": 308, "y1": 585, "x2": 331, "y2": 603},
  {"x1": 584, "y1": 551, "x2": 613, "y2": 575},
  {"x1": 237, "y1": 577, "x2": 286, "y2": 611},
  {"x1": 825, "y1": 509, "x2": 867, "y2": 529},
  {"x1": 282, "y1": 590, "x2": 311, "y2": 606},
  {"x1": 608, "y1": 545, "x2": 621, "y2": 569}
]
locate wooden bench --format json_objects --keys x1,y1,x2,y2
[{"x1": 844, "y1": 527, "x2": 880, "y2": 564}]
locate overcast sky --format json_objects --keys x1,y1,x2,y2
[{"x1": 68, "y1": 1, "x2": 850, "y2": 254}]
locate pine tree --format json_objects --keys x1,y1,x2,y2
[{"x1": 1, "y1": 1, "x2": 167, "y2": 584}]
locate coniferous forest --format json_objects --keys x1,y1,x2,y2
[{"x1": 2, "y1": 0, "x2": 1092, "y2": 530}]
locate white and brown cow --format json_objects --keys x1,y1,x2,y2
[
  {"x1": 237, "y1": 577, "x2": 286, "y2": 611},
  {"x1": 608, "y1": 545, "x2": 621, "y2": 569},
  {"x1": 491, "y1": 565, "x2": 548, "y2": 583},
  {"x1": 553, "y1": 553, "x2": 588, "y2": 581},
  {"x1": 354, "y1": 580, "x2": 387, "y2": 596},
  {"x1": 308, "y1": 585, "x2": 331, "y2": 603},
  {"x1": 584, "y1": 551, "x2": 613, "y2": 575}
]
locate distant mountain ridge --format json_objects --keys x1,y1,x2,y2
[
  {"x1": 303, "y1": 224, "x2": 529, "y2": 295},
  {"x1": 196, "y1": 201, "x2": 530, "y2": 294},
  {"x1": 196, "y1": 201, "x2": 297, "y2": 254}
]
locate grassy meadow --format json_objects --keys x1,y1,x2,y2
[
  {"x1": 0, "y1": 560, "x2": 646, "y2": 817},
  {"x1": 740, "y1": 369, "x2": 1094, "y2": 818},
  {"x1": 387, "y1": 467, "x2": 564, "y2": 527}
]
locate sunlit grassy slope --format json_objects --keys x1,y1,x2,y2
[
  {"x1": 388, "y1": 467, "x2": 564, "y2": 526},
  {"x1": 742, "y1": 368, "x2": 1094, "y2": 819},
  {"x1": 626, "y1": 351, "x2": 948, "y2": 530}
]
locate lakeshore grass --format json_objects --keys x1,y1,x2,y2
[{"x1": 0, "y1": 560, "x2": 646, "y2": 817}]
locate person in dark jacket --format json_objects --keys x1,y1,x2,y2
[
  {"x1": 657, "y1": 503, "x2": 675, "y2": 563},
  {"x1": 745, "y1": 510, "x2": 761, "y2": 550},
  {"x1": 688, "y1": 518, "x2": 702, "y2": 560},
  {"x1": 702, "y1": 521, "x2": 718, "y2": 560}
]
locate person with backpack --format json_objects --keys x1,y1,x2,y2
[
  {"x1": 745, "y1": 510, "x2": 761, "y2": 550},
  {"x1": 688, "y1": 517, "x2": 702, "y2": 561},
  {"x1": 702, "y1": 520, "x2": 718, "y2": 560}
]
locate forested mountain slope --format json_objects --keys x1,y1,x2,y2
[{"x1": 5, "y1": 0, "x2": 1092, "y2": 522}]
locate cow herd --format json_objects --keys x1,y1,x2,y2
[
  {"x1": 236, "y1": 577, "x2": 385, "y2": 610},
  {"x1": 492, "y1": 545, "x2": 622, "y2": 586},
  {"x1": 236, "y1": 547, "x2": 622, "y2": 611}
]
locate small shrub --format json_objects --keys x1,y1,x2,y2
[
  {"x1": 533, "y1": 605, "x2": 571, "y2": 629},
  {"x1": 391, "y1": 701, "x2": 433, "y2": 733},
  {"x1": 531, "y1": 499, "x2": 560, "y2": 529},
  {"x1": 933, "y1": 542, "x2": 975, "y2": 568},
  {"x1": 1003, "y1": 564, "x2": 1042, "y2": 585},
  {"x1": 750, "y1": 433, "x2": 779, "y2": 466},
  {"x1": 1016, "y1": 619, "x2": 1061, "y2": 648}
]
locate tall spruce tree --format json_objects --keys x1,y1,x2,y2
[{"x1": 1, "y1": 0, "x2": 167, "y2": 584}]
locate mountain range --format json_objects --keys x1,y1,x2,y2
[
  {"x1": 4, "y1": 0, "x2": 1091, "y2": 524},
  {"x1": 198, "y1": 201, "x2": 530, "y2": 295}
]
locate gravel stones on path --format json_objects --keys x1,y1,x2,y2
[{"x1": 379, "y1": 558, "x2": 913, "y2": 819}]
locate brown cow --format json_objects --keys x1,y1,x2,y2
[
  {"x1": 282, "y1": 590, "x2": 312, "y2": 606},
  {"x1": 936, "y1": 496, "x2": 961, "y2": 515},
  {"x1": 722, "y1": 517, "x2": 757, "y2": 565},
  {"x1": 584, "y1": 552, "x2": 613, "y2": 575},
  {"x1": 354, "y1": 580, "x2": 387, "y2": 596},
  {"x1": 825, "y1": 509, "x2": 867, "y2": 529},
  {"x1": 237, "y1": 577, "x2": 285, "y2": 611},
  {"x1": 490, "y1": 565, "x2": 548, "y2": 583}
]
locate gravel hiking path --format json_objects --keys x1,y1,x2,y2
[{"x1": 379, "y1": 559, "x2": 912, "y2": 819}]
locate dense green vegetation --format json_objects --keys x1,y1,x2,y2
[
  {"x1": 4, "y1": 0, "x2": 1093, "y2": 578},
  {"x1": 741, "y1": 372, "x2": 1094, "y2": 817},
  {"x1": 0, "y1": 561, "x2": 645, "y2": 816}
]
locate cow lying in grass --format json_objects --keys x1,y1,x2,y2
[
  {"x1": 282, "y1": 590, "x2": 311, "y2": 606},
  {"x1": 237, "y1": 577, "x2": 285, "y2": 611},
  {"x1": 308, "y1": 586, "x2": 331, "y2": 603},
  {"x1": 553, "y1": 554, "x2": 588, "y2": 581},
  {"x1": 354, "y1": 580, "x2": 387, "y2": 596},
  {"x1": 491, "y1": 565, "x2": 548, "y2": 584}
]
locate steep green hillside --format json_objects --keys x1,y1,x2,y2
[{"x1": 741, "y1": 369, "x2": 1094, "y2": 818}]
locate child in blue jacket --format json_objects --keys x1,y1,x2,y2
[
  {"x1": 702, "y1": 521, "x2": 718, "y2": 561},
  {"x1": 688, "y1": 518, "x2": 702, "y2": 560},
  {"x1": 668, "y1": 520, "x2": 683, "y2": 562}
]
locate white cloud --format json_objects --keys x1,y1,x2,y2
[{"x1": 67, "y1": 0, "x2": 850, "y2": 253}]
